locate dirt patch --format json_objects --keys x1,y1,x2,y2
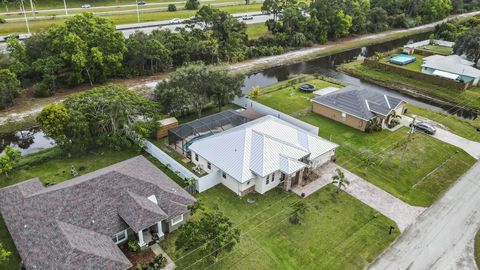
[{"x1": 125, "y1": 249, "x2": 156, "y2": 269}]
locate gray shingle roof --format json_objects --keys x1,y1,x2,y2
[
  {"x1": 0, "y1": 156, "x2": 195, "y2": 270},
  {"x1": 312, "y1": 86, "x2": 404, "y2": 120},
  {"x1": 422, "y1": 55, "x2": 480, "y2": 78}
]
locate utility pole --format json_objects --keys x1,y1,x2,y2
[
  {"x1": 20, "y1": 0, "x2": 30, "y2": 34},
  {"x1": 136, "y1": 0, "x2": 140, "y2": 23},
  {"x1": 29, "y1": 0, "x2": 35, "y2": 18},
  {"x1": 397, "y1": 116, "x2": 415, "y2": 176},
  {"x1": 63, "y1": 0, "x2": 68, "y2": 15}
]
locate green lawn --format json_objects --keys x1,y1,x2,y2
[
  {"x1": 475, "y1": 230, "x2": 480, "y2": 268},
  {"x1": 339, "y1": 61, "x2": 480, "y2": 111},
  {"x1": 246, "y1": 22, "x2": 269, "y2": 39},
  {"x1": 380, "y1": 54, "x2": 424, "y2": 72},
  {"x1": 160, "y1": 185, "x2": 400, "y2": 270},
  {"x1": 0, "y1": 4, "x2": 262, "y2": 35},
  {"x1": 253, "y1": 77, "x2": 476, "y2": 206},
  {"x1": 407, "y1": 105, "x2": 480, "y2": 142},
  {"x1": 419, "y1": 45, "x2": 453, "y2": 55}
]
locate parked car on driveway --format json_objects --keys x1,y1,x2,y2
[
  {"x1": 170, "y1": 18, "x2": 182, "y2": 24},
  {"x1": 411, "y1": 122, "x2": 437, "y2": 135},
  {"x1": 242, "y1": 15, "x2": 254, "y2": 20},
  {"x1": 81, "y1": 4, "x2": 91, "y2": 8}
]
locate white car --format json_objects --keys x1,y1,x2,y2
[
  {"x1": 170, "y1": 18, "x2": 182, "y2": 24},
  {"x1": 81, "y1": 4, "x2": 91, "y2": 8},
  {"x1": 241, "y1": 15, "x2": 254, "y2": 20}
]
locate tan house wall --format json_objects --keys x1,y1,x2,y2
[{"x1": 311, "y1": 102, "x2": 369, "y2": 131}]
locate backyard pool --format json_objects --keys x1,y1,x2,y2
[{"x1": 389, "y1": 54, "x2": 417, "y2": 65}]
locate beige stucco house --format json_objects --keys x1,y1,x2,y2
[{"x1": 311, "y1": 86, "x2": 407, "y2": 131}]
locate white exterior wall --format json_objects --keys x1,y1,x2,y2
[
  {"x1": 311, "y1": 150, "x2": 335, "y2": 169},
  {"x1": 255, "y1": 171, "x2": 283, "y2": 194},
  {"x1": 221, "y1": 174, "x2": 242, "y2": 195}
]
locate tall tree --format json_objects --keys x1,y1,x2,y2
[
  {"x1": 175, "y1": 210, "x2": 240, "y2": 261},
  {"x1": 207, "y1": 66, "x2": 244, "y2": 111},
  {"x1": 37, "y1": 84, "x2": 158, "y2": 151},
  {"x1": 454, "y1": 25, "x2": 480, "y2": 65},
  {"x1": 261, "y1": 0, "x2": 297, "y2": 21},
  {"x1": 0, "y1": 69, "x2": 21, "y2": 109}
]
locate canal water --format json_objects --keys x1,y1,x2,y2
[
  {"x1": 2, "y1": 31, "x2": 477, "y2": 154},
  {"x1": 242, "y1": 31, "x2": 478, "y2": 120}
]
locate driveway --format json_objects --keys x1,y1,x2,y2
[
  {"x1": 368, "y1": 161, "x2": 480, "y2": 270},
  {"x1": 400, "y1": 116, "x2": 480, "y2": 160},
  {"x1": 292, "y1": 162, "x2": 425, "y2": 232}
]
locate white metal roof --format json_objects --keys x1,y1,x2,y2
[
  {"x1": 313, "y1": 86, "x2": 340, "y2": 96},
  {"x1": 189, "y1": 115, "x2": 339, "y2": 183},
  {"x1": 432, "y1": 70, "x2": 460, "y2": 80},
  {"x1": 422, "y1": 55, "x2": 480, "y2": 78}
]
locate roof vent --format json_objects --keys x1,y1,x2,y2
[
  {"x1": 148, "y1": 195, "x2": 158, "y2": 204},
  {"x1": 91, "y1": 220, "x2": 95, "y2": 224}
]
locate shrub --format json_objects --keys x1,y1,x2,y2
[
  {"x1": 0, "y1": 18, "x2": 5, "y2": 24},
  {"x1": 185, "y1": 0, "x2": 199, "y2": 10},
  {"x1": 248, "y1": 86, "x2": 261, "y2": 98},
  {"x1": 128, "y1": 240, "x2": 140, "y2": 252},
  {"x1": 33, "y1": 82, "x2": 54, "y2": 97},
  {"x1": 167, "y1": 4, "x2": 177, "y2": 11}
]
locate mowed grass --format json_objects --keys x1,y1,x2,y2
[
  {"x1": 339, "y1": 61, "x2": 480, "y2": 111},
  {"x1": 380, "y1": 54, "x2": 424, "y2": 72},
  {"x1": 407, "y1": 105, "x2": 480, "y2": 142},
  {"x1": 254, "y1": 78, "x2": 476, "y2": 206},
  {"x1": 246, "y1": 22, "x2": 268, "y2": 39},
  {"x1": 160, "y1": 185, "x2": 400, "y2": 270},
  {"x1": 0, "y1": 4, "x2": 262, "y2": 35},
  {"x1": 420, "y1": 45, "x2": 453, "y2": 55},
  {"x1": 475, "y1": 230, "x2": 480, "y2": 268}
]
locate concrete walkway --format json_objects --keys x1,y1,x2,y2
[
  {"x1": 400, "y1": 116, "x2": 480, "y2": 160},
  {"x1": 291, "y1": 162, "x2": 425, "y2": 232},
  {"x1": 151, "y1": 244, "x2": 176, "y2": 270},
  {"x1": 368, "y1": 161, "x2": 480, "y2": 270}
]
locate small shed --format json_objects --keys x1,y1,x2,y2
[{"x1": 155, "y1": 117, "x2": 178, "y2": 140}]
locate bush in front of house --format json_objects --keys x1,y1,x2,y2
[{"x1": 135, "y1": 254, "x2": 167, "y2": 270}]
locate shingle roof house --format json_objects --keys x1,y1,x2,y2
[
  {"x1": 421, "y1": 54, "x2": 480, "y2": 85},
  {"x1": 189, "y1": 115, "x2": 338, "y2": 195},
  {"x1": 311, "y1": 86, "x2": 407, "y2": 131},
  {"x1": 0, "y1": 156, "x2": 195, "y2": 270}
]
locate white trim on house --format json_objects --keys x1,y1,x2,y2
[
  {"x1": 112, "y1": 229, "x2": 128, "y2": 244},
  {"x1": 171, "y1": 214, "x2": 184, "y2": 226}
]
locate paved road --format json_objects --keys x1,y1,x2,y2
[
  {"x1": 292, "y1": 163, "x2": 425, "y2": 232},
  {"x1": 400, "y1": 116, "x2": 480, "y2": 159},
  {"x1": 369, "y1": 161, "x2": 480, "y2": 270}
]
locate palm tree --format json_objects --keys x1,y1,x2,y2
[{"x1": 332, "y1": 168, "x2": 349, "y2": 194}]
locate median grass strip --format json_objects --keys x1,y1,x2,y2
[
  {"x1": 253, "y1": 78, "x2": 476, "y2": 206},
  {"x1": 339, "y1": 61, "x2": 480, "y2": 111},
  {"x1": 0, "y1": 4, "x2": 262, "y2": 35},
  {"x1": 160, "y1": 185, "x2": 399, "y2": 270}
]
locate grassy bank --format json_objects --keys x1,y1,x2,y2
[
  {"x1": 253, "y1": 77, "x2": 476, "y2": 206},
  {"x1": 161, "y1": 185, "x2": 399, "y2": 270},
  {"x1": 339, "y1": 61, "x2": 480, "y2": 111},
  {"x1": 407, "y1": 105, "x2": 480, "y2": 142},
  {"x1": 246, "y1": 23, "x2": 269, "y2": 39},
  {"x1": 476, "y1": 230, "x2": 480, "y2": 268}
]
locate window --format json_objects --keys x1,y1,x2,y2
[
  {"x1": 266, "y1": 175, "x2": 270, "y2": 185},
  {"x1": 222, "y1": 171, "x2": 227, "y2": 179},
  {"x1": 280, "y1": 173, "x2": 286, "y2": 181},
  {"x1": 271, "y1": 173, "x2": 275, "y2": 181},
  {"x1": 112, "y1": 230, "x2": 128, "y2": 244},
  {"x1": 195, "y1": 153, "x2": 199, "y2": 162},
  {"x1": 171, "y1": 214, "x2": 183, "y2": 226},
  {"x1": 207, "y1": 162, "x2": 211, "y2": 170}
]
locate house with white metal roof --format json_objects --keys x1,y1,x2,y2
[
  {"x1": 188, "y1": 115, "x2": 338, "y2": 196},
  {"x1": 421, "y1": 54, "x2": 480, "y2": 86}
]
